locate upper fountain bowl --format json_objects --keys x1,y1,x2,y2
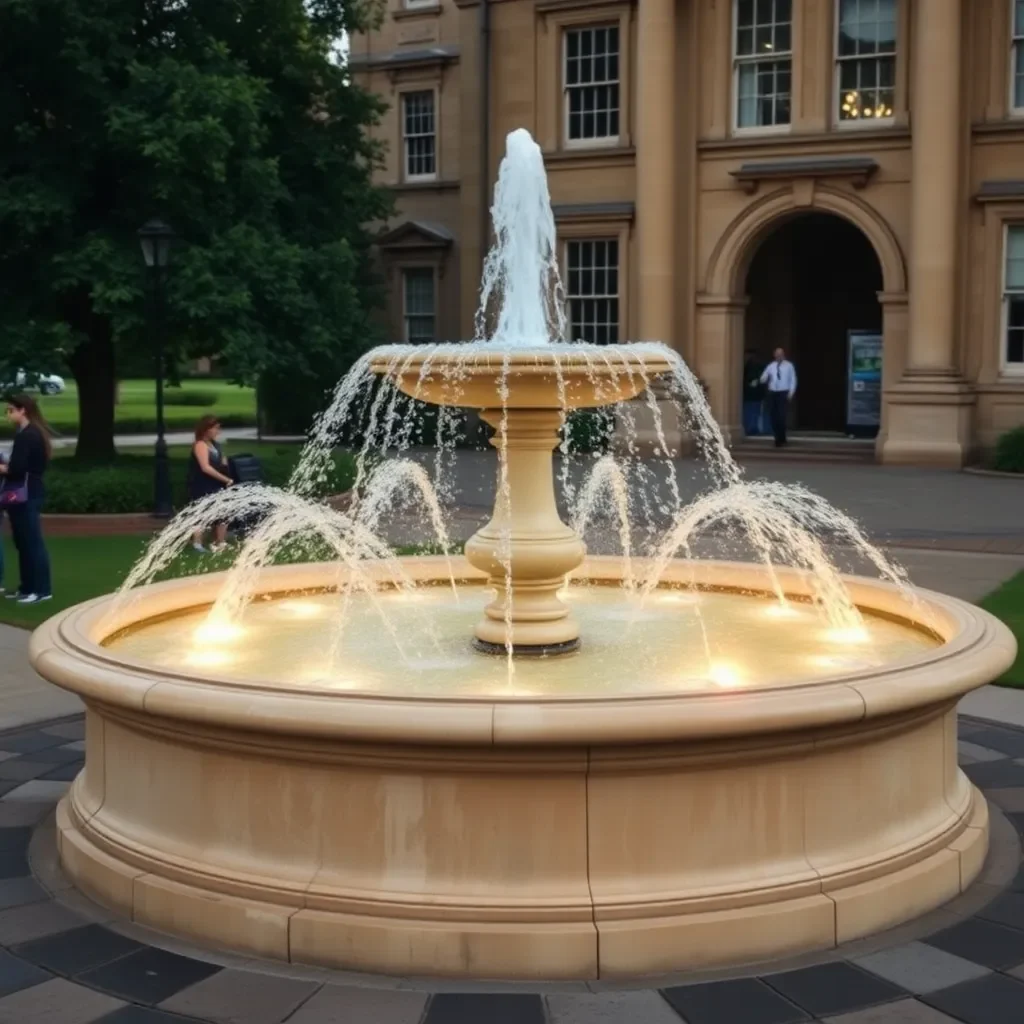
[{"x1": 369, "y1": 342, "x2": 676, "y2": 411}]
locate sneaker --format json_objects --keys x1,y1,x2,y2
[
  {"x1": 16, "y1": 594, "x2": 51, "y2": 605},
  {"x1": 210, "y1": 542, "x2": 228, "y2": 554},
  {"x1": 192, "y1": 544, "x2": 208, "y2": 554}
]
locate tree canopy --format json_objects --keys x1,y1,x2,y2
[{"x1": 0, "y1": 0, "x2": 391, "y2": 458}]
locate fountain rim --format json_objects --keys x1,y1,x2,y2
[{"x1": 28, "y1": 556, "x2": 1016, "y2": 748}]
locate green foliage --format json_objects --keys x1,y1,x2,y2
[
  {"x1": 0, "y1": 0, "x2": 392, "y2": 455},
  {"x1": 993, "y1": 427, "x2": 1024, "y2": 473},
  {"x1": 979, "y1": 572, "x2": 1024, "y2": 689},
  {"x1": 562, "y1": 408, "x2": 616, "y2": 454},
  {"x1": 44, "y1": 444, "x2": 356, "y2": 514},
  {"x1": 163, "y1": 387, "x2": 217, "y2": 408}
]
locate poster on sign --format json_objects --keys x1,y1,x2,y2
[{"x1": 846, "y1": 330, "x2": 882, "y2": 437}]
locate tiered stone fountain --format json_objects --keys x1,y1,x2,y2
[{"x1": 30, "y1": 130, "x2": 1014, "y2": 980}]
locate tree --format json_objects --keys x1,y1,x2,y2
[{"x1": 0, "y1": 0, "x2": 391, "y2": 460}]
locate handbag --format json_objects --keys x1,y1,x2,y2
[{"x1": 0, "y1": 473, "x2": 28, "y2": 507}]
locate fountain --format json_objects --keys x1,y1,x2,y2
[{"x1": 30, "y1": 129, "x2": 1015, "y2": 980}]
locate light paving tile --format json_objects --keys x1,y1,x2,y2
[
  {"x1": 160, "y1": 968, "x2": 321, "y2": 1024},
  {"x1": 286, "y1": 985, "x2": 427, "y2": 1024},
  {"x1": 547, "y1": 991, "x2": 684, "y2": 1023},
  {"x1": 0, "y1": 977, "x2": 124, "y2": 1023},
  {"x1": 854, "y1": 942, "x2": 991, "y2": 995},
  {"x1": 956, "y1": 741, "x2": 1007, "y2": 763},
  {"x1": 2, "y1": 781, "x2": 70, "y2": 803},
  {"x1": 0, "y1": 901, "x2": 88, "y2": 945},
  {"x1": 824, "y1": 999, "x2": 963, "y2": 1023},
  {"x1": 986, "y1": 787, "x2": 1024, "y2": 813}
]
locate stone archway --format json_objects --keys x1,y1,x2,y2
[{"x1": 696, "y1": 185, "x2": 908, "y2": 446}]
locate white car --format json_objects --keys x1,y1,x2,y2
[{"x1": 9, "y1": 370, "x2": 65, "y2": 395}]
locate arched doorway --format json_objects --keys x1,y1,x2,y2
[{"x1": 743, "y1": 213, "x2": 884, "y2": 437}]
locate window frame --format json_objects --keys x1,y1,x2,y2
[
  {"x1": 563, "y1": 237, "x2": 621, "y2": 346},
  {"x1": 402, "y1": 265, "x2": 438, "y2": 345},
  {"x1": 1012, "y1": 0, "x2": 1024, "y2": 115},
  {"x1": 400, "y1": 89, "x2": 438, "y2": 183},
  {"x1": 561, "y1": 23, "x2": 622, "y2": 150},
  {"x1": 402, "y1": 0, "x2": 437, "y2": 8},
  {"x1": 833, "y1": 0, "x2": 898, "y2": 130},
  {"x1": 731, "y1": 0, "x2": 793, "y2": 137},
  {"x1": 1003, "y1": 223, "x2": 1024, "y2": 374}
]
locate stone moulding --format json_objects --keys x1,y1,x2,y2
[{"x1": 29, "y1": 556, "x2": 1016, "y2": 980}]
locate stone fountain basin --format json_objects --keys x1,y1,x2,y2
[
  {"x1": 29, "y1": 557, "x2": 1015, "y2": 980},
  {"x1": 369, "y1": 345, "x2": 676, "y2": 409}
]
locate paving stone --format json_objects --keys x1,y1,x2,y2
[
  {"x1": 853, "y1": 941, "x2": 991, "y2": 994},
  {"x1": 0, "y1": 801, "x2": 60, "y2": 828},
  {"x1": 976, "y1": 890, "x2": 1024, "y2": 930},
  {"x1": 924, "y1": 917, "x2": 1024, "y2": 969},
  {"x1": 79, "y1": 947, "x2": 222, "y2": 1005},
  {"x1": 662, "y1": 978, "x2": 810, "y2": 1023},
  {"x1": 956, "y1": 741, "x2": 1006, "y2": 762},
  {"x1": 2, "y1": 780, "x2": 70, "y2": 802},
  {"x1": 0, "y1": 848, "x2": 29, "y2": 880},
  {"x1": 13, "y1": 925, "x2": 143, "y2": 975},
  {"x1": 423, "y1": 993, "x2": 546, "y2": 1024},
  {"x1": 0, "y1": 828, "x2": 31, "y2": 853},
  {"x1": 0, "y1": 733, "x2": 66, "y2": 755},
  {"x1": 982, "y1": 787, "x2": 1024, "y2": 813},
  {"x1": 26, "y1": 744, "x2": 86, "y2": 765},
  {"x1": 763, "y1": 963, "x2": 907, "y2": 1017},
  {"x1": 0, "y1": 977, "x2": 124, "y2": 1023},
  {"x1": 41, "y1": 721, "x2": 85, "y2": 742},
  {"x1": 967, "y1": 727, "x2": 1024, "y2": 759},
  {"x1": 0, "y1": 878, "x2": 49, "y2": 911},
  {"x1": 160, "y1": 968, "x2": 321, "y2": 1024},
  {"x1": 0, "y1": 901, "x2": 88, "y2": 945},
  {"x1": 0, "y1": 761, "x2": 51, "y2": 783},
  {"x1": 93, "y1": 1008, "x2": 196, "y2": 1023},
  {"x1": 0, "y1": 949, "x2": 51, "y2": 997},
  {"x1": 921, "y1": 972, "x2": 1024, "y2": 1023},
  {"x1": 284, "y1": 985, "x2": 427, "y2": 1024},
  {"x1": 823, "y1": 1000, "x2": 963, "y2": 1023},
  {"x1": 963, "y1": 760, "x2": 1024, "y2": 787},
  {"x1": 547, "y1": 991, "x2": 685, "y2": 1024},
  {"x1": 40, "y1": 763, "x2": 81, "y2": 782}
]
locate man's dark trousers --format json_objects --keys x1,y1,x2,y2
[{"x1": 768, "y1": 392, "x2": 788, "y2": 447}]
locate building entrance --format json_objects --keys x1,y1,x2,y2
[{"x1": 743, "y1": 213, "x2": 883, "y2": 436}]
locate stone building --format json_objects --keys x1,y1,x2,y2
[{"x1": 350, "y1": 0, "x2": 1024, "y2": 465}]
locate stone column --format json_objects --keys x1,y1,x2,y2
[
  {"x1": 635, "y1": 0, "x2": 676, "y2": 345},
  {"x1": 881, "y1": 0, "x2": 974, "y2": 466}
]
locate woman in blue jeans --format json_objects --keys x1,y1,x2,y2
[{"x1": 0, "y1": 394, "x2": 52, "y2": 605}]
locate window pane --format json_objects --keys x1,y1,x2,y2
[
  {"x1": 736, "y1": 59, "x2": 791, "y2": 127},
  {"x1": 566, "y1": 239, "x2": 619, "y2": 345},
  {"x1": 1015, "y1": 42, "x2": 1024, "y2": 109},
  {"x1": 402, "y1": 92, "x2": 436, "y2": 178},
  {"x1": 1007, "y1": 322, "x2": 1024, "y2": 364},
  {"x1": 565, "y1": 26, "x2": 620, "y2": 141},
  {"x1": 404, "y1": 268, "x2": 435, "y2": 316},
  {"x1": 1016, "y1": 0, "x2": 1024, "y2": 37}
]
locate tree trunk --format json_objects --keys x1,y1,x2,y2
[{"x1": 68, "y1": 326, "x2": 117, "y2": 462}]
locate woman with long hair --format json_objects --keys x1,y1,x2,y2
[
  {"x1": 188, "y1": 414, "x2": 233, "y2": 553},
  {"x1": 0, "y1": 394, "x2": 53, "y2": 604}
]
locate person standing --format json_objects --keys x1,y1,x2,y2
[
  {"x1": 0, "y1": 395, "x2": 53, "y2": 604},
  {"x1": 742, "y1": 349, "x2": 765, "y2": 436},
  {"x1": 188, "y1": 415, "x2": 233, "y2": 553},
  {"x1": 760, "y1": 347, "x2": 797, "y2": 448}
]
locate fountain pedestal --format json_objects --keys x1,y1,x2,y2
[{"x1": 465, "y1": 408, "x2": 585, "y2": 652}]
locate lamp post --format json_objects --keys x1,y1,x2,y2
[{"x1": 137, "y1": 218, "x2": 176, "y2": 519}]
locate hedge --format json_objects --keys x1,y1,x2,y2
[{"x1": 993, "y1": 426, "x2": 1024, "y2": 474}]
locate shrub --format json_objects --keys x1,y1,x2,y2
[
  {"x1": 163, "y1": 388, "x2": 218, "y2": 408},
  {"x1": 993, "y1": 426, "x2": 1024, "y2": 473},
  {"x1": 562, "y1": 408, "x2": 616, "y2": 454}
]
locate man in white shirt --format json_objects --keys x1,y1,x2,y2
[{"x1": 759, "y1": 347, "x2": 797, "y2": 448}]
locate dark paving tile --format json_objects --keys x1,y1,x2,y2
[
  {"x1": 763, "y1": 962, "x2": 907, "y2": 1017},
  {"x1": 41, "y1": 720, "x2": 86, "y2": 742},
  {"x1": 662, "y1": 978, "x2": 811, "y2": 1023},
  {"x1": 1010, "y1": 864, "x2": 1024, "y2": 893},
  {"x1": 0, "y1": 733, "x2": 65, "y2": 755},
  {"x1": 0, "y1": 801, "x2": 57, "y2": 828},
  {"x1": 0, "y1": 760, "x2": 52, "y2": 782},
  {"x1": 921, "y1": 972, "x2": 1024, "y2": 1024},
  {"x1": 0, "y1": 878, "x2": 49, "y2": 910},
  {"x1": 1007, "y1": 811, "x2": 1024, "y2": 835},
  {"x1": 0, "y1": 948, "x2": 51, "y2": 997},
  {"x1": 28, "y1": 745, "x2": 86, "y2": 766},
  {"x1": 0, "y1": 827, "x2": 32, "y2": 853},
  {"x1": 94, "y1": 1007, "x2": 196, "y2": 1023},
  {"x1": 967, "y1": 727, "x2": 1024, "y2": 759},
  {"x1": 963, "y1": 761, "x2": 1024, "y2": 787},
  {"x1": 79, "y1": 947, "x2": 222, "y2": 1005},
  {"x1": 423, "y1": 994, "x2": 546, "y2": 1024},
  {"x1": 924, "y1": 917, "x2": 1024, "y2": 969},
  {"x1": 14, "y1": 925, "x2": 143, "y2": 976},
  {"x1": 0, "y1": 847, "x2": 29, "y2": 880},
  {"x1": 40, "y1": 762, "x2": 81, "y2": 782},
  {"x1": 976, "y1": 891, "x2": 1024, "y2": 932}
]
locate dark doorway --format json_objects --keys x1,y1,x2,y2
[{"x1": 743, "y1": 213, "x2": 883, "y2": 435}]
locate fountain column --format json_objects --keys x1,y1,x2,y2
[
  {"x1": 880, "y1": 0, "x2": 973, "y2": 466},
  {"x1": 635, "y1": 0, "x2": 676, "y2": 345}
]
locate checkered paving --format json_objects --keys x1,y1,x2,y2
[{"x1": 0, "y1": 715, "x2": 1020, "y2": 1023}]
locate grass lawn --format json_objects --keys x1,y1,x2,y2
[
  {"x1": 0, "y1": 378, "x2": 257, "y2": 438},
  {"x1": 979, "y1": 571, "x2": 1024, "y2": 689}
]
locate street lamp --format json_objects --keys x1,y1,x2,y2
[{"x1": 137, "y1": 218, "x2": 176, "y2": 518}]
